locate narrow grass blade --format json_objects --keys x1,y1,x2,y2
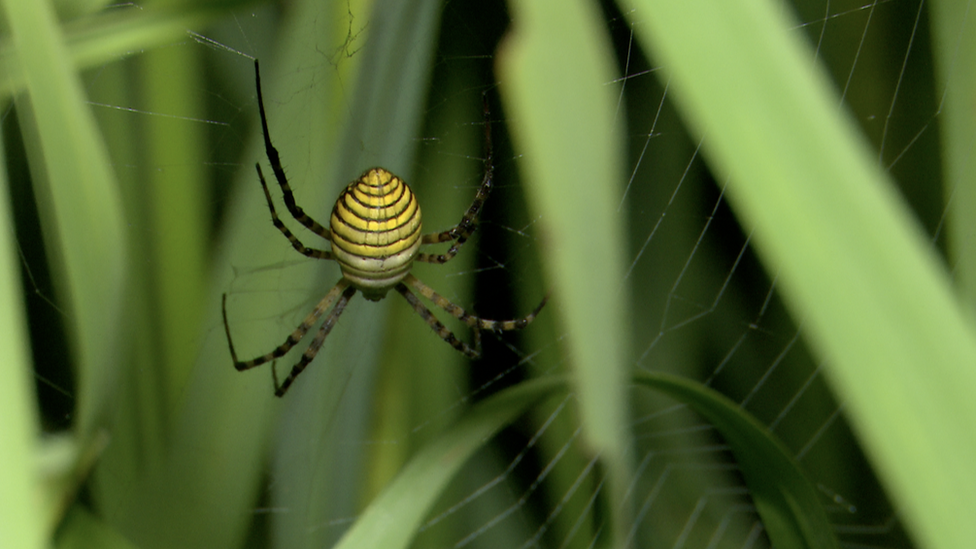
[
  {"x1": 335, "y1": 376, "x2": 566, "y2": 549},
  {"x1": 0, "y1": 124, "x2": 44, "y2": 549},
  {"x1": 1, "y1": 0, "x2": 127, "y2": 440},
  {"x1": 267, "y1": 1, "x2": 445, "y2": 548},
  {"x1": 929, "y1": 0, "x2": 976, "y2": 306},
  {"x1": 496, "y1": 1, "x2": 632, "y2": 544}
]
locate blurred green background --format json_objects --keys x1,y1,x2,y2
[{"x1": 2, "y1": 0, "x2": 973, "y2": 548}]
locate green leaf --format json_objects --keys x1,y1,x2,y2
[
  {"x1": 620, "y1": 1, "x2": 976, "y2": 547},
  {"x1": 633, "y1": 371, "x2": 838, "y2": 549},
  {"x1": 496, "y1": 0, "x2": 633, "y2": 543},
  {"x1": 930, "y1": 0, "x2": 976, "y2": 306},
  {"x1": 0, "y1": 124, "x2": 45, "y2": 549},
  {"x1": 334, "y1": 376, "x2": 566, "y2": 549},
  {"x1": 1, "y1": 0, "x2": 127, "y2": 444}
]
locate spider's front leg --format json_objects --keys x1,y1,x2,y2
[
  {"x1": 417, "y1": 95, "x2": 495, "y2": 265},
  {"x1": 253, "y1": 59, "x2": 333, "y2": 240}
]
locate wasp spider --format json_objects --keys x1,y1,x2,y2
[{"x1": 222, "y1": 60, "x2": 548, "y2": 397}]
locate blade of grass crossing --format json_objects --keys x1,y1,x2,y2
[
  {"x1": 496, "y1": 0, "x2": 633, "y2": 545},
  {"x1": 269, "y1": 1, "x2": 446, "y2": 547},
  {"x1": 335, "y1": 377, "x2": 567, "y2": 549}
]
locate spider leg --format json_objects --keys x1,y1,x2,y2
[
  {"x1": 395, "y1": 282, "x2": 479, "y2": 358},
  {"x1": 221, "y1": 280, "x2": 351, "y2": 373},
  {"x1": 395, "y1": 274, "x2": 548, "y2": 358},
  {"x1": 403, "y1": 274, "x2": 547, "y2": 331},
  {"x1": 273, "y1": 284, "x2": 357, "y2": 397},
  {"x1": 256, "y1": 164, "x2": 333, "y2": 260},
  {"x1": 254, "y1": 59, "x2": 333, "y2": 240},
  {"x1": 417, "y1": 95, "x2": 494, "y2": 265}
]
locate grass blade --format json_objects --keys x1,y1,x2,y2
[
  {"x1": 496, "y1": 1, "x2": 633, "y2": 543},
  {"x1": 335, "y1": 377, "x2": 566, "y2": 549}
]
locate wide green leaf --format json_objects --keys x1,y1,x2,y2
[
  {"x1": 634, "y1": 371, "x2": 838, "y2": 549},
  {"x1": 621, "y1": 1, "x2": 976, "y2": 547}
]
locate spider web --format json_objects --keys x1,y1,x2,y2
[{"x1": 4, "y1": 0, "x2": 949, "y2": 548}]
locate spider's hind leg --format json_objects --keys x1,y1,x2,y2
[
  {"x1": 221, "y1": 280, "x2": 354, "y2": 396},
  {"x1": 395, "y1": 282, "x2": 480, "y2": 358},
  {"x1": 271, "y1": 284, "x2": 357, "y2": 397},
  {"x1": 394, "y1": 274, "x2": 547, "y2": 358}
]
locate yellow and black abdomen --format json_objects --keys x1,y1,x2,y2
[{"x1": 330, "y1": 168, "x2": 422, "y2": 300}]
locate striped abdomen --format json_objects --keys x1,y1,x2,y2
[{"x1": 330, "y1": 168, "x2": 422, "y2": 300}]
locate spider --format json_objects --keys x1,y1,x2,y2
[{"x1": 221, "y1": 60, "x2": 548, "y2": 397}]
